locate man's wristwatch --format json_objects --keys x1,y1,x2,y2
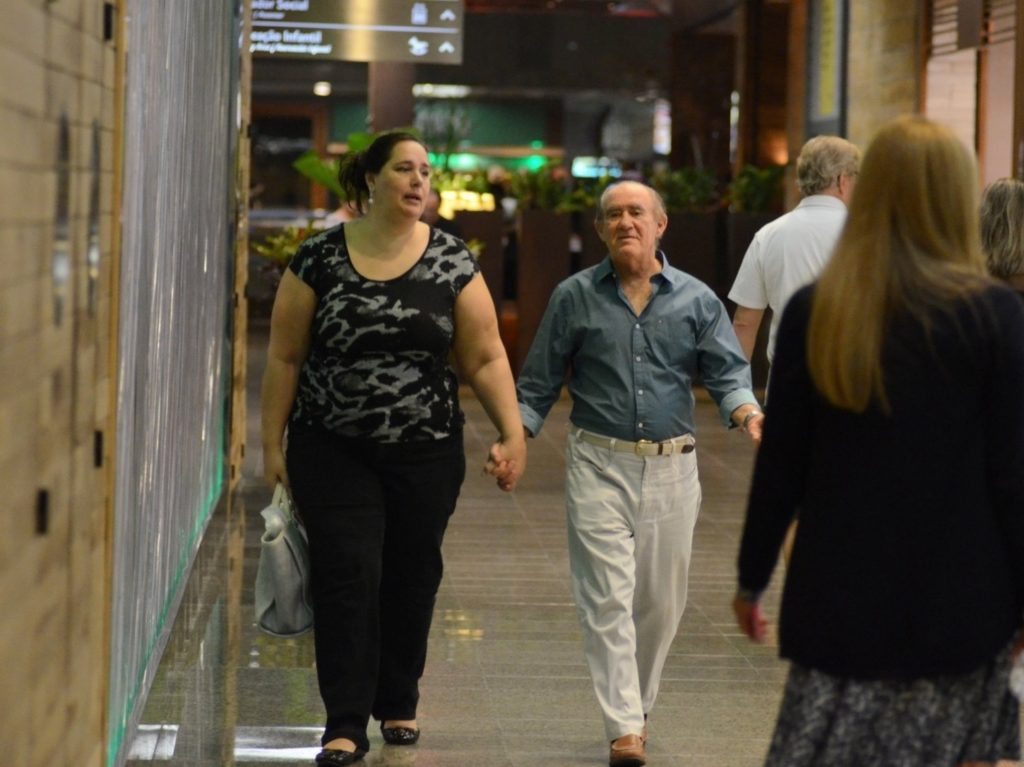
[{"x1": 741, "y1": 410, "x2": 763, "y2": 432}]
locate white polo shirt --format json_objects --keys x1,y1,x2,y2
[{"x1": 728, "y1": 195, "x2": 847, "y2": 361}]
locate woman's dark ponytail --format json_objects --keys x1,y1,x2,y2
[{"x1": 337, "y1": 150, "x2": 369, "y2": 213}]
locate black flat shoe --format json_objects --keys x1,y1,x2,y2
[
  {"x1": 314, "y1": 746, "x2": 367, "y2": 765},
  {"x1": 381, "y1": 724, "x2": 420, "y2": 746}
]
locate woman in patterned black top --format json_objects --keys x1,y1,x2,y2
[{"x1": 261, "y1": 132, "x2": 526, "y2": 766}]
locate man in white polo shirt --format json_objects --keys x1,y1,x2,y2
[{"x1": 729, "y1": 135, "x2": 860, "y2": 367}]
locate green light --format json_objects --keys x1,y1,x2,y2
[
  {"x1": 448, "y1": 154, "x2": 479, "y2": 171},
  {"x1": 524, "y1": 155, "x2": 547, "y2": 172},
  {"x1": 529, "y1": 140, "x2": 544, "y2": 149}
]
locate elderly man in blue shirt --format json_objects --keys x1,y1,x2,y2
[{"x1": 517, "y1": 180, "x2": 763, "y2": 767}]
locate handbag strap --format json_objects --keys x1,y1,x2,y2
[{"x1": 272, "y1": 482, "x2": 296, "y2": 523}]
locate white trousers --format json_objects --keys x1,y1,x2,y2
[{"x1": 565, "y1": 431, "x2": 701, "y2": 741}]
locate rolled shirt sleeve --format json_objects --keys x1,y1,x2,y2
[{"x1": 695, "y1": 289, "x2": 760, "y2": 426}]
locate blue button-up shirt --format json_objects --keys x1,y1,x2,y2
[{"x1": 517, "y1": 253, "x2": 758, "y2": 441}]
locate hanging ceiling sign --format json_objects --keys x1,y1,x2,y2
[{"x1": 250, "y1": 0, "x2": 464, "y2": 64}]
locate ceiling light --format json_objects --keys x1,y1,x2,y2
[{"x1": 313, "y1": 81, "x2": 331, "y2": 97}]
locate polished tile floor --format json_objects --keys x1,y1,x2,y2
[{"x1": 127, "y1": 322, "x2": 788, "y2": 767}]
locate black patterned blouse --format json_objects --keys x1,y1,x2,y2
[{"x1": 287, "y1": 224, "x2": 479, "y2": 443}]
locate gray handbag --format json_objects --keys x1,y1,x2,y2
[{"x1": 254, "y1": 483, "x2": 314, "y2": 637}]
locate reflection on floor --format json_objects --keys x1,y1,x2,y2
[{"x1": 127, "y1": 323, "x2": 787, "y2": 767}]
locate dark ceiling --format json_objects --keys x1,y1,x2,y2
[
  {"x1": 251, "y1": 0, "x2": 744, "y2": 100},
  {"x1": 465, "y1": 0, "x2": 743, "y2": 28},
  {"x1": 465, "y1": 0, "x2": 672, "y2": 16}
]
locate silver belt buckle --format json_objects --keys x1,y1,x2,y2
[{"x1": 635, "y1": 439, "x2": 653, "y2": 455}]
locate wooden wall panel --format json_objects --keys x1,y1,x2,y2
[
  {"x1": 0, "y1": 1, "x2": 116, "y2": 765},
  {"x1": 231, "y1": 1, "x2": 253, "y2": 491},
  {"x1": 847, "y1": 0, "x2": 925, "y2": 146},
  {"x1": 514, "y1": 211, "x2": 572, "y2": 375}
]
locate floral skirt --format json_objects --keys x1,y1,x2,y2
[{"x1": 766, "y1": 645, "x2": 1020, "y2": 766}]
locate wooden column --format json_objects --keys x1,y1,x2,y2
[
  {"x1": 1015, "y1": 0, "x2": 1024, "y2": 179},
  {"x1": 785, "y1": 0, "x2": 808, "y2": 209},
  {"x1": 231, "y1": 1, "x2": 253, "y2": 492},
  {"x1": 368, "y1": 62, "x2": 416, "y2": 132},
  {"x1": 514, "y1": 211, "x2": 572, "y2": 375},
  {"x1": 736, "y1": 0, "x2": 790, "y2": 170},
  {"x1": 668, "y1": 32, "x2": 735, "y2": 178}
]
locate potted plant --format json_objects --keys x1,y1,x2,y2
[
  {"x1": 651, "y1": 166, "x2": 718, "y2": 214},
  {"x1": 726, "y1": 164, "x2": 786, "y2": 214},
  {"x1": 724, "y1": 164, "x2": 787, "y2": 291},
  {"x1": 573, "y1": 176, "x2": 616, "y2": 270},
  {"x1": 504, "y1": 165, "x2": 573, "y2": 371},
  {"x1": 647, "y1": 167, "x2": 725, "y2": 296}
]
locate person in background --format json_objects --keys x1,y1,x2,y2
[
  {"x1": 485, "y1": 163, "x2": 511, "y2": 204},
  {"x1": 420, "y1": 187, "x2": 463, "y2": 239},
  {"x1": 980, "y1": 177, "x2": 1024, "y2": 298},
  {"x1": 734, "y1": 116, "x2": 1024, "y2": 767},
  {"x1": 729, "y1": 135, "x2": 860, "y2": 365},
  {"x1": 729, "y1": 135, "x2": 860, "y2": 563},
  {"x1": 261, "y1": 131, "x2": 526, "y2": 767},
  {"x1": 517, "y1": 180, "x2": 763, "y2": 767},
  {"x1": 320, "y1": 197, "x2": 361, "y2": 228}
]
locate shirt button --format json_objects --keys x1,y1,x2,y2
[
  {"x1": 638, "y1": 422, "x2": 644, "y2": 428},
  {"x1": 638, "y1": 389, "x2": 644, "y2": 395},
  {"x1": 635, "y1": 355, "x2": 641, "y2": 362},
  {"x1": 635, "y1": 323, "x2": 640, "y2": 328}
]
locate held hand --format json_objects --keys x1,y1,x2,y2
[
  {"x1": 263, "y1": 446, "x2": 290, "y2": 490},
  {"x1": 484, "y1": 436, "x2": 527, "y2": 492},
  {"x1": 744, "y1": 412, "x2": 765, "y2": 445},
  {"x1": 732, "y1": 595, "x2": 768, "y2": 643}
]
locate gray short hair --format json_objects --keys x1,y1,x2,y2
[
  {"x1": 796, "y1": 135, "x2": 861, "y2": 197},
  {"x1": 595, "y1": 181, "x2": 667, "y2": 224},
  {"x1": 980, "y1": 177, "x2": 1024, "y2": 280}
]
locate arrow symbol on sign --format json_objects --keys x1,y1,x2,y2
[
  {"x1": 440, "y1": 9, "x2": 456, "y2": 21},
  {"x1": 439, "y1": 41, "x2": 455, "y2": 53}
]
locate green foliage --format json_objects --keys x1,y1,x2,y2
[
  {"x1": 251, "y1": 225, "x2": 310, "y2": 266},
  {"x1": 556, "y1": 185, "x2": 597, "y2": 213},
  {"x1": 650, "y1": 167, "x2": 717, "y2": 213},
  {"x1": 291, "y1": 151, "x2": 343, "y2": 199},
  {"x1": 507, "y1": 165, "x2": 564, "y2": 210},
  {"x1": 344, "y1": 131, "x2": 376, "y2": 153},
  {"x1": 506, "y1": 165, "x2": 612, "y2": 212},
  {"x1": 432, "y1": 169, "x2": 490, "y2": 194},
  {"x1": 727, "y1": 164, "x2": 786, "y2": 213},
  {"x1": 557, "y1": 176, "x2": 614, "y2": 213}
]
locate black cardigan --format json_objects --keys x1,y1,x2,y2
[{"x1": 738, "y1": 283, "x2": 1024, "y2": 679}]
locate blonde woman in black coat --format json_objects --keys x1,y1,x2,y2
[{"x1": 734, "y1": 116, "x2": 1024, "y2": 766}]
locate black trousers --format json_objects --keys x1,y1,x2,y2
[{"x1": 286, "y1": 427, "x2": 466, "y2": 751}]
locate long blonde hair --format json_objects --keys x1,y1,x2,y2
[{"x1": 807, "y1": 116, "x2": 989, "y2": 412}]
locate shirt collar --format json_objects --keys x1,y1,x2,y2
[
  {"x1": 797, "y1": 194, "x2": 846, "y2": 211},
  {"x1": 594, "y1": 250, "x2": 677, "y2": 285}
]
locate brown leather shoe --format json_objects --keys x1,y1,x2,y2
[{"x1": 609, "y1": 733, "x2": 646, "y2": 767}]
